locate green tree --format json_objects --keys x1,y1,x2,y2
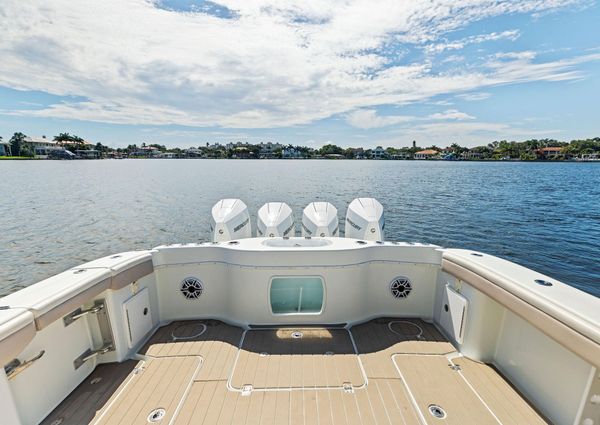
[
  {"x1": 9, "y1": 132, "x2": 27, "y2": 156},
  {"x1": 319, "y1": 144, "x2": 343, "y2": 155},
  {"x1": 149, "y1": 143, "x2": 167, "y2": 152},
  {"x1": 54, "y1": 133, "x2": 83, "y2": 143}
]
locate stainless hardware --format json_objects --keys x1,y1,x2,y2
[
  {"x1": 63, "y1": 300, "x2": 106, "y2": 326},
  {"x1": 428, "y1": 404, "x2": 447, "y2": 419},
  {"x1": 4, "y1": 350, "x2": 45, "y2": 379},
  {"x1": 74, "y1": 343, "x2": 114, "y2": 370},
  {"x1": 342, "y1": 383, "x2": 354, "y2": 393}
]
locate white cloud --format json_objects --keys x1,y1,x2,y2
[
  {"x1": 456, "y1": 92, "x2": 491, "y2": 101},
  {"x1": 428, "y1": 109, "x2": 475, "y2": 120},
  {"x1": 371, "y1": 121, "x2": 563, "y2": 147},
  {"x1": 346, "y1": 109, "x2": 415, "y2": 129},
  {"x1": 0, "y1": 0, "x2": 593, "y2": 129},
  {"x1": 424, "y1": 30, "x2": 521, "y2": 54},
  {"x1": 347, "y1": 108, "x2": 474, "y2": 129}
]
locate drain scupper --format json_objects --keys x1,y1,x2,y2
[
  {"x1": 291, "y1": 331, "x2": 303, "y2": 339},
  {"x1": 147, "y1": 408, "x2": 166, "y2": 422},
  {"x1": 428, "y1": 404, "x2": 447, "y2": 419}
]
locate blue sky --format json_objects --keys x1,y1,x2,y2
[{"x1": 1, "y1": 0, "x2": 599, "y2": 148}]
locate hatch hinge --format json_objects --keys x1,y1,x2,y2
[
  {"x1": 63, "y1": 300, "x2": 105, "y2": 326},
  {"x1": 74, "y1": 343, "x2": 114, "y2": 370}
]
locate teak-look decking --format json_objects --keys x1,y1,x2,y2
[{"x1": 42, "y1": 318, "x2": 548, "y2": 425}]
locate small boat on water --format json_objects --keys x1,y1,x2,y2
[{"x1": 0, "y1": 198, "x2": 598, "y2": 425}]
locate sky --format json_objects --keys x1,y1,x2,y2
[{"x1": 1, "y1": 0, "x2": 600, "y2": 148}]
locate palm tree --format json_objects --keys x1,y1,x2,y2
[{"x1": 9, "y1": 132, "x2": 27, "y2": 156}]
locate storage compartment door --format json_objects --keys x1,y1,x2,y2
[
  {"x1": 439, "y1": 284, "x2": 468, "y2": 344},
  {"x1": 123, "y1": 288, "x2": 153, "y2": 348}
]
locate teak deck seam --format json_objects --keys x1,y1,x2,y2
[{"x1": 42, "y1": 318, "x2": 549, "y2": 425}]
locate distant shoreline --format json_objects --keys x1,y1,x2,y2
[{"x1": 2, "y1": 156, "x2": 598, "y2": 163}]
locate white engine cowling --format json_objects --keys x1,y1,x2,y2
[
  {"x1": 345, "y1": 197, "x2": 384, "y2": 241},
  {"x1": 257, "y1": 202, "x2": 294, "y2": 237},
  {"x1": 301, "y1": 202, "x2": 339, "y2": 237},
  {"x1": 210, "y1": 199, "x2": 251, "y2": 242}
]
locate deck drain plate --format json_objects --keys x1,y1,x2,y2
[
  {"x1": 147, "y1": 408, "x2": 166, "y2": 422},
  {"x1": 428, "y1": 404, "x2": 446, "y2": 419},
  {"x1": 171, "y1": 322, "x2": 207, "y2": 341},
  {"x1": 291, "y1": 331, "x2": 303, "y2": 339},
  {"x1": 90, "y1": 377, "x2": 102, "y2": 385}
]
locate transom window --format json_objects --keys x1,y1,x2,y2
[{"x1": 270, "y1": 277, "x2": 324, "y2": 314}]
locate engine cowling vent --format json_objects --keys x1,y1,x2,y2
[
  {"x1": 181, "y1": 277, "x2": 204, "y2": 300},
  {"x1": 390, "y1": 277, "x2": 412, "y2": 299}
]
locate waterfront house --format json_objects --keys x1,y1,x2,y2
[
  {"x1": 282, "y1": 147, "x2": 303, "y2": 158},
  {"x1": 75, "y1": 149, "x2": 101, "y2": 159},
  {"x1": 259, "y1": 142, "x2": 282, "y2": 158},
  {"x1": 158, "y1": 152, "x2": 178, "y2": 159},
  {"x1": 57, "y1": 139, "x2": 94, "y2": 151},
  {"x1": 23, "y1": 135, "x2": 55, "y2": 149},
  {"x1": 185, "y1": 148, "x2": 203, "y2": 158},
  {"x1": 391, "y1": 152, "x2": 412, "y2": 160},
  {"x1": 23, "y1": 136, "x2": 67, "y2": 158},
  {"x1": 131, "y1": 146, "x2": 161, "y2": 157},
  {"x1": 348, "y1": 147, "x2": 364, "y2": 159},
  {"x1": 372, "y1": 146, "x2": 387, "y2": 159},
  {"x1": 537, "y1": 146, "x2": 563, "y2": 159},
  {"x1": 461, "y1": 151, "x2": 484, "y2": 160},
  {"x1": 414, "y1": 149, "x2": 439, "y2": 159},
  {"x1": 0, "y1": 141, "x2": 11, "y2": 156}
]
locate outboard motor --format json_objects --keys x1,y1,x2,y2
[
  {"x1": 345, "y1": 198, "x2": 384, "y2": 241},
  {"x1": 301, "y1": 202, "x2": 339, "y2": 237},
  {"x1": 257, "y1": 202, "x2": 294, "y2": 237},
  {"x1": 210, "y1": 199, "x2": 251, "y2": 242}
]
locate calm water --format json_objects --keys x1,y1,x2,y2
[{"x1": 1, "y1": 159, "x2": 599, "y2": 297}]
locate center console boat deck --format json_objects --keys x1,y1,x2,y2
[{"x1": 0, "y1": 199, "x2": 598, "y2": 425}]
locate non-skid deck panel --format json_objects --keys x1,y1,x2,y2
[
  {"x1": 94, "y1": 356, "x2": 201, "y2": 425},
  {"x1": 41, "y1": 360, "x2": 138, "y2": 425},
  {"x1": 451, "y1": 357, "x2": 548, "y2": 424},
  {"x1": 351, "y1": 318, "x2": 455, "y2": 378},
  {"x1": 139, "y1": 320, "x2": 243, "y2": 381},
  {"x1": 43, "y1": 318, "x2": 547, "y2": 425},
  {"x1": 393, "y1": 355, "x2": 549, "y2": 425},
  {"x1": 231, "y1": 328, "x2": 365, "y2": 389},
  {"x1": 174, "y1": 379, "x2": 421, "y2": 425}
]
